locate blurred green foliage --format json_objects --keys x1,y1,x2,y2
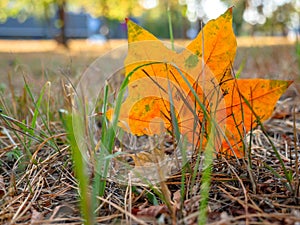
[{"x1": 1, "y1": 0, "x2": 300, "y2": 38}]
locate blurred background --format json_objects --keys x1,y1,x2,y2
[
  {"x1": 0, "y1": 0, "x2": 299, "y2": 93},
  {"x1": 0, "y1": 0, "x2": 299, "y2": 45}
]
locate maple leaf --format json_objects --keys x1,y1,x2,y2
[
  {"x1": 219, "y1": 79, "x2": 292, "y2": 157},
  {"x1": 107, "y1": 8, "x2": 292, "y2": 158}
]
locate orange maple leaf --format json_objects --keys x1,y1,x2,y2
[{"x1": 107, "y1": 8, "x2": 292, "y2": 158}]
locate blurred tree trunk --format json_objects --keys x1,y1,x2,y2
[{"x1": 56, "y1": 0, "x2": 68, "y2": 47}]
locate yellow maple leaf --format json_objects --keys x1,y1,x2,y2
[{"x1": 107, "y1": 8, "x2": 292, "y2": 158}]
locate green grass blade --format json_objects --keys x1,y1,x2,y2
[
  {"x1": 166, "y1": 70, "x2": 188, "y2": 208},
  {"x1": 0, "y1": 111, "x2": 32, "y2": 159},
  {"x1": 167, "y1": 5, "x2": 175, "y2": 51},
  {"x1": 92, "y1": 82, "x2": 109, "y2": 208},
  {"x1": 24, "y1": 80, "x2": 60, "y2": 152},
  {"x1": 64, "y1": 112, "x2": 94, "y2": 225},
  {"x1": 171, "y1": 64, "x2": 218, "y2": 224},
  {"x1": 240, "y1": 93, "x2": 293, "y2": 192},
  {"x1": 24, "y1": 82, "x2": 46, "y2": 148},
  {"x1": 167, "y1": 73, "x2": 180, "y2": 141},
  {"x1": 94, "y1": 62, "x2": 164, "y2": 201},
  {"x1": 198, "y1": 124, "x2": 215, "y2": 225},
  {"x1": 235, "y1": 58, "x2": 246, "y2": 79}
]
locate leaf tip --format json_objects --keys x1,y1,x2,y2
[{"x1": 283, "y1": 80, "x2": 293, "y2": 89}]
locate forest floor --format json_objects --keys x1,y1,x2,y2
[{"x1": 0, "y1": 37, "x2": 300, "y2": 224}]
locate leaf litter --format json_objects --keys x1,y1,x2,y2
[{"x1": 0, "y1": 64, "x2": 300, "y2": 225}]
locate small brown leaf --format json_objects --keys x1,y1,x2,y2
[
  {"x1": 133, "y1": 205, "x2": 169, "y2": 218},
  {"x1": 30, "y1": 208, "x2": 44, "y2": 225},
  {"x1": 173, "y1": 190, "x2": 181, "y2": 210},
  {"x1": 130, "y1": 148, "x2": 165, "y2": 167}
]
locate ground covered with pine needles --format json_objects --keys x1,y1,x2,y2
[{"x1": 0, "y1": 38, "x2": 300, "y2": 224}]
